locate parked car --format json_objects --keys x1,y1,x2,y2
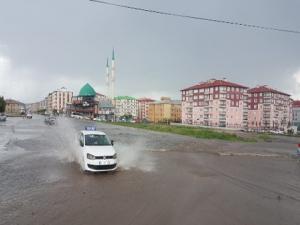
[
  {"x1": 270, "y1": 130, "x2": 284, "y2": 135},
  {"x1": 0, "y1": 113, "x2": 7, "y2": 122},
  {"x1": 71, "y1": 113, "x2": 83, "y2": 119},
  {"x1": 44, "y1": 116, "x2": 56, "y2": 125},
  {"x1": 93, "y1": 117, "x2": 103, "y2": 122}
]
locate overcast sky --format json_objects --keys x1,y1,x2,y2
[{"x1": 0, "y1": 0, "x2": 300, "y2": 103}]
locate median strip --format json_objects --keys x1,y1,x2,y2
[{"x1": 102, "y1": 122, "x2": 258, "y2": 142}]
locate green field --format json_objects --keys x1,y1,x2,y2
[{"x1": 107, "y1": 122, "x2": 259, "y2": 142}]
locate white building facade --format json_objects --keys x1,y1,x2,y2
[
  {"x1": 47, "y1": 87, "x2": 73, "y2": 113},
  {"x1": 113, "y1": 96, "x2": 138, "y2": 118}
]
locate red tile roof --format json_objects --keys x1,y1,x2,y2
[
  {"x1": 181, "y1": 79, "x2": 248, "y2": 91},
  {"x1": 248, "y1": 86, "x2": 290, "y2": 96},
  {"x1": 138, "y1": 98, "x2": 155, "y2": 102},
  {"x1": 293, "y1": 100, "x2": 300, "y2": 107}
]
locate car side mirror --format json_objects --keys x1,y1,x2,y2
[
  {"x1": 80, "y1": 140, "x2": 84, "y2": 147},
  {"x1": 111, "y1": 140, "x2": 114, "y2": 146}
]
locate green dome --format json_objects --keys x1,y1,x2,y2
[{"x1": 79, "y1": 83, "x2": 96, "y2": 97}]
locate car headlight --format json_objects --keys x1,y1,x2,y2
[
  {"x1": 112, "y1": 153, "x2": 117, "y2": 159},
  {"x1": 87, "y1": 153, "x2": 96, "y2": 160}
]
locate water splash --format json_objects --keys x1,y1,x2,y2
[
  {"x1": 117, "y1": 138, "x2": 156, "y2": 172},
  {"x1": 54, "y1": 117, "x2": 83, "y2": 166}
]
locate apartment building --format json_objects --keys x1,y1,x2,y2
[
  {"x1": 26, "y1": 98, "x2": 48, "y2": 113},
  {"x1": 98, "y1": 98, "x2": 115, "y2": 121},
  {"x1": 5, "y1": 99, "x2": 25, "y2": 115},
  {"x1": 39, "y1": 98, "x2": 48, "y2": 110},
  {"x1": 26, "y1": 102, "x2": 39, "y2": 113},
  {"x1": 113, "y1": 96, "x2": 138, "y2": 118},
  {"x1": 47, "y1": 87, "x2": 73, "y2": 113},
  {"x1": 248, "y1": 86, "x2": 292, "y2": 131},
  {"x1": 292, "y1": 100, "x2": 300, "y2": 128},
  {"x1": 137, "y1": 98, "x2": 155, "y2": 121},
  {"x1": 181, "y1": 79, "x2": 248, "y2": 128},
  {"x1": 148, "y1": 97, "x2": 181, "y2": 123}
]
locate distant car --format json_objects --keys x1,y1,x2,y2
[
  {"x1": 93, "y1": 117, "x2": 103, "y2": 122},
  {"x1": 44, "y1": 116, "x2": 56, "y2": 125},
  {"x1": 26, "y1": 113, "x2": 32, "y2": 119},
  {"x1": 78, "y1": 126, "x2": 117, "y2": 172},
  {"x1": 0, "y1": 113, "x2": 6, "y2": 122},
  {"x1": 72, "y1": 114, "x2": 83, "y2": 119},
  {"x1": 270, "y1": 130, "x2": 284, "y2": 135}
]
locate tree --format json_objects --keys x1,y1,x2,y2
[{"x1": 0, "y1": 97, "x2": 6, "y2": 113}]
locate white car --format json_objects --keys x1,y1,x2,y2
[
  {"x1": 93, "y1": 117, "x2": 103, "y2": 122},
  {"x1": 0, "y1": 113, "x2": 6, "y2": 122},
  {"x1": 79, "y1": 127, "x2": 117, "y2": 172}
]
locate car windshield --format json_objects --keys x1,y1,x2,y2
[{"x1": 84, "y1": 134, "x2": 111, "y2": 146}]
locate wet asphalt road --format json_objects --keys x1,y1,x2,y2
[{"x1": 0, "y1": 116, "x2": 300, "y2": 225}]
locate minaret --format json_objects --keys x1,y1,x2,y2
[
  {"x1": 111, "y1": 48, "x2": 115, "y2": 99},
  {"x1": 106, "y1": 58, "x2": 110, "y2": 97}
]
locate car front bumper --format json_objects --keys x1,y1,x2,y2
[{"x1": 84, "y1": 159, "x2": 118, "y2": 172}]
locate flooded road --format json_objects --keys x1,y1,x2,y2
[{"x1": 1, "y1": 116, "x2": 300, "y2": 225}]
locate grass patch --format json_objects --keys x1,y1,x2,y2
[
  {"x1": 257, "y1": 133, "x2": 272, "y2": 142},
  {"x1": 107, "y1": 122, "x2": 255, "y2": 142}
]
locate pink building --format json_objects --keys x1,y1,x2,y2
[
  {"x1": 247, "y1": 86, "x2": 292, "y2": 131},
  {"x1": 137, "y1": 98, "x2": 155, "y2": 121},
  {"x1": 292, "y1": 100, "x2": 300, "y2": 127},
  {"x1": 181, "y1": 79, "x2": 248, "y2": 128}
]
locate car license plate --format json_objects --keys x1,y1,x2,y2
[{"x1": 99, "y1": 160, "x2": 109, "y2": 165}]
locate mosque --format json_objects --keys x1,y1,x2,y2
[{"x1": 68, "y1": 50, "x2": 115, "y2": 120}]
